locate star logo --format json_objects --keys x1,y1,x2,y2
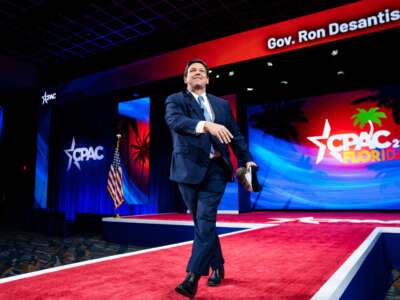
[
  {"x1": 64, "y1": 137, "x2": 81, "y2": 171},
  {"x1": 307, "y1": 119, "x2": 342, "y2": 164},
  {"x1": 64, "y1": 137, "x2": 105, "y2": 171},
  {"x1": 41, "y1": 91, "x2": 56, "y2": 105}
]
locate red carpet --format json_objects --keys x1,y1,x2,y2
[
  {"x1": 1, "y1": 212, "x2": 400, "y2": 299},
  {"x1": 127, "y1": 211, "x2": 400, "y2": 223}
]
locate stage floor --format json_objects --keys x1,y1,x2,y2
[
  {"x1": 124, "y1": 210, "x2": 400, "y2": 223},
  {"x1": 1, "y1": 211, "x2": 400, "y2": 299}
]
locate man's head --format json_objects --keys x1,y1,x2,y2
[{"x1": 184, "y1": 59, "x2": 209, "y2": 93}]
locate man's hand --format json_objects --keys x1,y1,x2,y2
[
  {"x1": 204, "y1": 121, "x2": 233, "y2": 144},
  {"x1": 245, "y1": 161, "x2": 257, "y2": 172}
]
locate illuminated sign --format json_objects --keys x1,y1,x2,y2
[
  {"x1": 41, "y1": 91, "x2": 56, "y2": 105},
  {"x1": 58, "y1": 0, "x2": 399, "y2": 99},
  {"x1": 308, "y1": 107, "x2": 400, "y2": 164},
  {"x1": 64, "y1": 137, "x2": 104, "y2": 171},
  {"x1": 248, "y1": 86, "x2": 400, "y2": 210},
  {"x1": 267, "y1": 9, "x2": 400, "y2": 50}
]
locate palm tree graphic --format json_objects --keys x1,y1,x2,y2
[
  {"x1": 351, "y1": 107, "x2": 387, "y2": 137},
  {"x1": 351, "y1": 86, "x2": 400, "y2": 124}
]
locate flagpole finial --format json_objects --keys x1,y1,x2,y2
[{"x1": 116, "y1": 133, "x2": 122, "y2": 149}]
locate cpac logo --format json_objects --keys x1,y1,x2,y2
[
  {"x1": 64, "y1": 137, "x2": 104, "y2": 171},
  {"x1": 41, "y1": 91, "x2": 56, "y2": 105},
  {"x1": 307, "y1": 107, "x2": 400, "y2": 164}
]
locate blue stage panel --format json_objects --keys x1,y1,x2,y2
[
  {"x1": 102, "y1": 218, "x2": 247, "y2": 247},
  {"x1": 320, "y1": 230, "x2": 400, "y2": 300},
  {"x1": 341, "y1": 233, "x2": 393, "y2": 299}
]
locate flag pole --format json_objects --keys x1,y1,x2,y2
[
  {"x1": 115, "y1": 206, "x2": 120, "y2": 218},
  {"x1": 115, "y1": 133, "x2": 122, "y2": 219}
]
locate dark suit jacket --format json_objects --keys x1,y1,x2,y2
[{"x1": 165, "y1": 91, "x2": 253, "y2": 185}]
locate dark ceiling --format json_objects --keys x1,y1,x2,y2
[{"x1": 0, "y1": 0, "x2": 358, "y2": 85}]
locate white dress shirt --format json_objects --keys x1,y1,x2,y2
[
  {"x1": 189, "y1": 90, "x2": 221, "y2": 158},
  {"x1": 188, "y1": 91, "x2": 214, "y2": 134}
]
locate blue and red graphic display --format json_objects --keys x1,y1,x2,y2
[
  {"x1": 117, "y1": 97, "x2": 150, "y2": 207},
  {"x1": 248, "y1": 85, "x2": 400, "y2": 209}
]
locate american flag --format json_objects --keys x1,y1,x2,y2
[{"x1": 107, "y1": 145, "x2": 124, "y2": 208}]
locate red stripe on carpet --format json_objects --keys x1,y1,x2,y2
[{"x1": 1, "y1": 213, "x2": 400, "y2": 299}]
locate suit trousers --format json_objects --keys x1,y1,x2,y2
[{"x1": 178, "y1": 157, "x2": 227, "y2": 276}]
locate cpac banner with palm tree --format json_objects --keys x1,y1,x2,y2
[{"x1": 248, "y1": 84, "x2": 400, "y2": 209}]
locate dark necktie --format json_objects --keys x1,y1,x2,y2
[{"x1": 198, "y1": 95, "x2": 214, "y2": 154}]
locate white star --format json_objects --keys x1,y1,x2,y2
[
  {"x1": 64, "y1": 137, "x2": 80, "y2": 171},
  {"x1": 307, "y1": 119, "x2": 343, "y2": 164},
  {"x1": 41, "y1": 91, "x2": 49, "y2": 105}
]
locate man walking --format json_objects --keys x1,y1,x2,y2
[{"x1": 165, "y1": 59, "x2": 256, "y2": 298}]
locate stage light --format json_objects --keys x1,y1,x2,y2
[
  {"x1": 229, "y1": 71, "x2": 234, "y2": 76},
  {"x1": 247, "y1": 88, "x2": 254, "y2": 91},
  {"x1": 337, "y1": 70, "x2": 344, "y2": 76},
  {"x1": 280, "y1": 80, "x2": 288, "y2": 85},
  {"x1": 209, "y1": 70, "x2": 213, "y2": 73},
  {"x1": 331, "y1": 49, "x2": 339, "y2": 56},
  {"x1": 267, "y1": 62, "x2": 273, "y2": 67},
  {"x1": 216, "y1": 74, "x2": 220, "y2": 78},
  {"x1": 132, "y1": 92, "x2": 139, "y2": 97}
]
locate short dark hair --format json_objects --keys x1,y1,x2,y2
[{"x1": 184, "y1": 59, "x2": 209, "y2": 78}]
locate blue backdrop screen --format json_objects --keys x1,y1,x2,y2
[
  {"x1": 248, "y1": 85, "x2": 400, "y2": 209},
  {"x1": 47, "y1": 96, "x2": 155, "y2": 221},
  {"x1": 49, "y1": 98, "x2": 116, "y2": 220},
  {"x1": 0, "y1": 106, "x2": 3, "y2": 143},
  {"x1": 34, "y1": 106, "x2": 51, "y2": 209}
]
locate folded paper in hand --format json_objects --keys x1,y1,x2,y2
[{"x1": 235, "y1": 166, "x2": 262, "y2": 192}]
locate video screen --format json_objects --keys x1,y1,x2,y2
[
  {"x1": 248, "y1": 85, "x2": 400, "y2": 209},
  {"x1": 117, "y1": 97, "x2": 150, "y2": 206}
]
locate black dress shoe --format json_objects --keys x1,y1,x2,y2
[
  {"x1": 175, "y1": 272, "x2": 201, "y2": 298},
  {"x1": 207, "y1": 266, "x2": 224, "y2": 286}
]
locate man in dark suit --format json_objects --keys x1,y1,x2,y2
[{"x1": 165, "y1": 59, "x2": 256, "y2": 298}]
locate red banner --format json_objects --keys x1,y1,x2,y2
[
  {"x1": 118, "y1": 0, "x2": 399, "y2": 87},
  {"x1": 65, "y1": 0, "x2": 400, "y2": 97}
]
